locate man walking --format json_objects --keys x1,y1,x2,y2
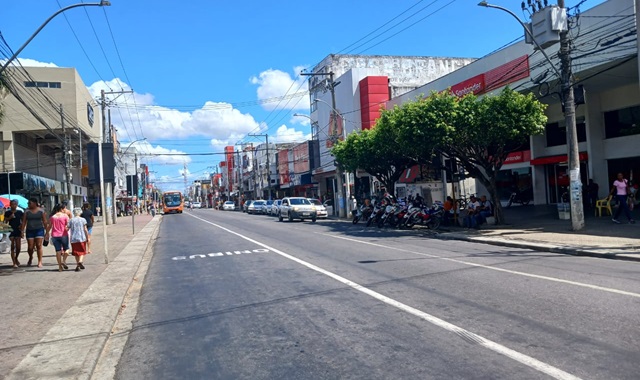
[
  {"x1": 610, "y1": 172, "x2": 635, "y2": 224},
  {"x1": 5, "y1": 200, "x2": 24, "y2": 268}
]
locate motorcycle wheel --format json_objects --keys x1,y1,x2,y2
[
  {"x1": 377, "y1": 218, "x2": 386, "y2": 228},
  {"x1": 405, "y1": 216, "x2": 417, "y2": 228},
  {"x1": 366, "y1": 217, "x2": 374, "y2": 227},
  {"x1": 352, "y1": 216, "x2": 360, "y2": 224},
  {"x1": 427, "y1": 217, "x2": 441, "y2": 230},
  {"x1": 521, "y1": 199, "x2": 531, "y2": 206}
]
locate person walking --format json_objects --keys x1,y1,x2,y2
[
  {"x1": 5, "y1": 200, "x2": 24, "y2": 268},
  {"x1": 49, "y1": 204, "x2": 70, "y2": 271},
  {"x1": 80, "y1": 202, "x2": 94, "y2": 254},
  {"x1": 68, "y1": 208, "x2": 89, "y2": 272},
  {"x1": 21, "y1": 198, "x2": 49, "y2": 268},
  {"x1": 610, "y1": 172, "x2": 635, "y2": 224}
]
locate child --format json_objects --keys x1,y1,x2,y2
[{"x1": 68, "y1": 208, "x2": 90, "y2": 272}]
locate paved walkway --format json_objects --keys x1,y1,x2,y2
[
  {"x1": 0, "y1": 213, "x2": 157, "y2": 378},
  {"x1": 437, "y1": 204, "x2": 640, "y2": 261}
]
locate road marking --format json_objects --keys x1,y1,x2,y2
[
  {"x1": 172, "y1": 249, "x2": 269, "y2": 260},
  {"x1": 320, "y1": 233, "x2": 640, "y2": 299},
  {"x1": 186, "y1": 213, "x2": 581, "y2": 380}
]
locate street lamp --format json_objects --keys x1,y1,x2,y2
[
  {"x1": 478, "y1": 1, "x2": 584, "y2": 230},
  {"x1": 293, "y1": 113, "x2": 320, "y2": 140},
  {"x1": 313, "y1": 98, "x2": 351, "y2": 218},
  {"x1": 118, "y1": 138, "x2": 146, "y2": 234},
  {"x1": 0, "y1": 1, "x2": 111, "y2": 76}
]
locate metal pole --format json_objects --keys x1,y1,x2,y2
[
  {"x1": 265, "y1": 135, "x2": 271, "y2": 200},
  {"x1": 0, "y1": 1, "x2": 110, "y2": 76},
  {"x1": 61, "y1": 104, "x2": 73, "y2": 210},
  {"x1": 98, "y1": 107, "x2": 109, "y2": 264},
  {"x1": 107, "y1": 108, "x2": 115, "y2": 224},
  {"x1": 132, "y1": 154, "x2": 137, "y2": 234}
]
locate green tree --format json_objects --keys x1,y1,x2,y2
[
  {"x1": 332, "y1": 108, "x2": 416, "y2": 198},
  {"x1": 441, "y1": 87, "x2": 547, "y2": 224}
]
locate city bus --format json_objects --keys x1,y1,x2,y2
[{"x1": 162, "y1": 190, "x2": 184, "y2": 214}]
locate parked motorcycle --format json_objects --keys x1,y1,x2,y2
[
  {"x1": 405, "y1": 203, "x2": 444, "y2": 230},
  {"x1": 507, "y1": 187, "x2": 532, "y2": 207},
  {"x1": 352, "y1": 204, "x2": 373, "y2": 224}
]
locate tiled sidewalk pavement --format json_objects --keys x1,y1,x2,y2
[{"x1": 0, "y1": 213, "x2": 155, "y2": 376}]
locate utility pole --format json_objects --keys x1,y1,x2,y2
[
  {"x1": 249, "y1": 134, "x2": 271, "y2": 200},
  {"x1": 132, "y1": 153, "x2": 137, "y2": 234},
  {"x1": 61, "y1": 104, "x2": 73, "y2": 210},
  {"x1": 301, "y1": 71, "x2": 343, "y2": 217},
  {"x1": 558, "y1": 0, "x2": 584, "y2": 230}
]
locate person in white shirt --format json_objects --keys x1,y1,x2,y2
[
  {"x1": 610, "y1": 172, "x2": 635, "y2": 224},
  {"x1": 464, "y1": 195, "x2": 481, "y2": 229}
]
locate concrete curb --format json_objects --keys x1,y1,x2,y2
[
  {"x1": 435, "y1": 232, "x2": 640, "y2": 262},
  {"x1": 7, "y1": 216, "x2": 162, "y2": 380}
]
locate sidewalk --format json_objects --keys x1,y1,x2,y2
[
  {"x1": 0, "y1": 213, "x2": 159, "y2": 378},
  {"x1": 436, "y1": 205, "x2": 640, "y2": 261}
]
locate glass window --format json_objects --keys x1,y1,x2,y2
[
  {"x1": 24, "y1": 81, "x2": 36, "y2": 87},
  {"x1": 48, "y1": 82, "x2": 61, "y2": 88},
  {"x1": 545, "y1": 122, "x2": 587, "y2": 147},
  {"x1": 604, "y1": 106, "x2": 640, "y2": 138},
  {"x1": 36, "y1": 82, "x2": 48, "y2": 88}
]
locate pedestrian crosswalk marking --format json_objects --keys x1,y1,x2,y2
[{"x1": 172, "y1": 249, "x2": 269, "y2": 261}]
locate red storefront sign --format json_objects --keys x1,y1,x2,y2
[
  {"x1": 450, "y1": 74, "x2": 485, "y2": 97},
  {"x1": 503, "y1": 150, "x2": 531, "y2": 164}
]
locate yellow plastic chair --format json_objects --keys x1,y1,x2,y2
[{"x1": 595, "y1": 195, "x2": 612, "y2": 217}]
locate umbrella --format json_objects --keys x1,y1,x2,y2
[
  {"x1": 1, "y1": 194, "x2": 28, "y2": 209},
  {"x1": 0, "y1": 197, "x2": 10, "y2": 208}
]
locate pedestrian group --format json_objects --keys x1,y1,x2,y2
[{"x1": 5, "y1": 198, "x2": 93, "y2": 271}]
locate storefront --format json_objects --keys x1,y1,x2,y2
[
  {"x1": 531, "y1": 153, "x2": 588, "y2": 204},
  {"x1": 0, "y1": 172, "x2": 67, "y2": 211}
]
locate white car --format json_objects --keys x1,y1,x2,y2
[
  {"x1": 278, "y1": 197, "x2": 317, "y2": 222},
  {"x1": 191, "y1": 202, "x2": 201, "y2": 209},
  {"x1": 308, "y1": 198, "x2": 328, "y2": 218},
  {"x1": 269, "y1": 199, "x2": 282, "y2": 216},
  {"x1": 222, "y1": 201, "x2": 235, "y2": 211}
]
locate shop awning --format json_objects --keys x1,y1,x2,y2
[
  {"x1": 530, "y1": 152, "x2": 588, "y2": 166},
  {"x1": 399, "y1": 165, "x2": 420, "y2": 183}
]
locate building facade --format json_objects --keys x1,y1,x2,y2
[{"x1": 0, "y1": 66, "x2": 98, "y2": 210}]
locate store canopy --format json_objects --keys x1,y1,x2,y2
[{"x1": 530, "y1": 152, "x2": 588, "y2": 166}]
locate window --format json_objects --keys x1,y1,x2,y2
[
  {"x1": 23, "y1": 81, "x2": 61, "y2": 89},
  {"x1": 604, "y1": 106, "x2": 640, "y2": 138},
  {"x1": 545, "y1": 122, "x2": 587, "y2": 147}
]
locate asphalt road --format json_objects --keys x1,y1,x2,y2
[{"x1": 115, "y1": 209, "x2": 640, "y2": 380}]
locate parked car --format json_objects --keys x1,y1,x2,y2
[
  {"x1": 279, "y1": 197, "x2": 317, "y2": 222},
  {"x1": 308, "y1": 198, "x2": 328, "y2": 218},
  {"x1": 262, "y1": 200, "x2": 274, "y2": 214},
  {"x1": 243, "y1": 200, "x2": 253, "y2": 213},
  {"x1": 223, "y1": 201, "x2": 235, "y2": 211},
  {"x1": 248, "y1": 200, "x2": 266, "y2": 214},
  {"x1": 269, "y1": 199, "x2": 282, "y2": 216},
  {"x1": 191, "y1": 202, "x2": 201, "y2": 209}
]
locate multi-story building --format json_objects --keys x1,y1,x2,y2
[
  {"x1": 308, "y1": 54, "x2": 475, "y2": 212},
  {"x1": 0, "y1": 66, "x2": 98, "y2": 210}
]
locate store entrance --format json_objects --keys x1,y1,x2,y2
[{"x1": 546, "y1": 162, "x2": 588, "y2": 204}]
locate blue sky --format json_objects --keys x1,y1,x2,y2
[{"x1": 1, "y1": 0, "x2": 605, "y2": 190}]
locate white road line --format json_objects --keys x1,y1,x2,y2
[
  {"x1": 187, "y1": 213, "x2": 582, "y2": 380},
  {"x1": 320, "y1": 233, "x2": 640, "y2": 299}
]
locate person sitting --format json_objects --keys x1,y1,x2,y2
[
  {"x1": 442, "y1": 196, "x2": 454, "y2": 226},
  {"x1": 477, "y1": 195, "x2": 494, "y2": 226},
  {"x1": 464, "y1": 195, "x2": 481, "y2": 229}
]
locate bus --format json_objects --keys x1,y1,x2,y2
[{"x1": 162, "y1": 190, "x2": 184, "y2": 214}]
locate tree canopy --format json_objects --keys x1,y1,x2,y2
[{"x1": 331, "y1": 87, "x2": 547, "y2": 224}]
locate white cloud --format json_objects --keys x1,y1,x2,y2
[
  {"x1": 0, "y1": 58, "x2": 59, "y2": 68},
  {"x1": 250, "y1": 68, "x2": 309, "y2": 111},
  {"x1": 87, "y1": 79, "x2": 259, "y2": 142},
  {"x1": 272, "y1": 125, "x2": 311, "y2": 144}
]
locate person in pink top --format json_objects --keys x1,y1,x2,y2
[
  {"x1": 610, "y1": 172, "x2": 635, "y2": 224},
  {"x1": 49, "y1": 204, "x2": 70, "y2": 271}
]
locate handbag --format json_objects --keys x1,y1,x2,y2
[{"x1": 43, "y1": 238, "x2": 49, "y2": 247}]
